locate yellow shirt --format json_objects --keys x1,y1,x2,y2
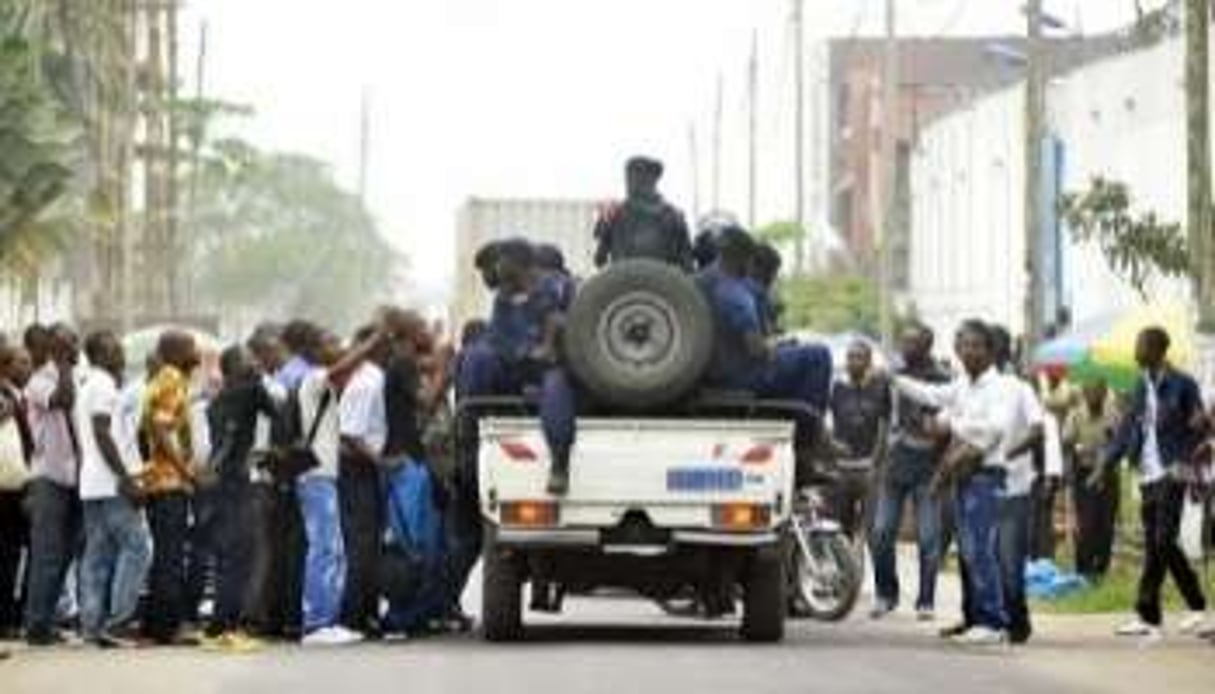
[{"x1": 139, "y1": 365, "x2": 193, "y2": 494}]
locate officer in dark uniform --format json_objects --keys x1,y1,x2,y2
[
  {"x1": 456, "y1": 239, "x2": 578, "y2": 495},
  {"x1": 535, "y1": 243, "x2": 577, "y2": 311},
  {"x1": 697, "y1": 228, "x2": 832, "y2": 483},
  {"x1": 593, "y1": 156, "x2": 694, "y2": 270}
]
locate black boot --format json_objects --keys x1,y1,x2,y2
[{"x1": 546, "y1": 448, "x2": 571, "y2": 496}]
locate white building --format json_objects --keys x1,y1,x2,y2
[
  {"x1": 452, "y1": 197, "x2": 602, "y2": 325},
  {"x1": 909, "y1": 29, "x2": 1201, "y2": 342}
]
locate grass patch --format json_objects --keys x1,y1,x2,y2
[
  {"x1": 1031, "y1": 468, "x2": 1214, "y2": 615},
  {"x1": 1032, "y1": 559, "x2": 1215, "y2": 615}
]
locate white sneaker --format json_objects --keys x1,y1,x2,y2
[
  {"x1": 1178, "y1": 611, "x2": 1210, "y2": 635},
  {"x1": 302, "y1": 626, "x2": 364, "y2": 647},
  {"x1": 955, "y1": 626, "x2": 1007, "y2": 647},
  {"x1": 1115, "y1": 619, "x2": 1161, "y2": 638}
]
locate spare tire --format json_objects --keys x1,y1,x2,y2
[{"x1": 563, "y1": 259, "x2": 713, "y2": 410}]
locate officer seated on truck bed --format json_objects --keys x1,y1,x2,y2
[
  {"x1": 456, "y1": 238, "x2": 579, "y2": 496},
  {"x1": 696, "y1": 226, "x2": 832, "y2": 483},
  {"x1": 593, "y1": 155, "x2": 694, "y2": 271}
]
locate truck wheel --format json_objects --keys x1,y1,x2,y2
[
  {"x1": 741, "y1": 546, "x2": 786, "y2": 643},
  {"x1": 563, "y1": 259, "x2": 713, "y2": 410},
  {"x1": 481, "y1": 527, "x2": 524, "y2": 642}
]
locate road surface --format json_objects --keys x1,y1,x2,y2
[{"x1": 3, "y1": 578, "x2": 1211, "y2": 694}]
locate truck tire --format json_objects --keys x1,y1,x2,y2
[
  {"x1": 481, "y1": 527, "x2": 524, "y2": 642},
  {"x1": 563, "y1": 260, "x2": 713, "y2": 410},
  {"x1": 741, "y1": 546, "x2": 786, "y2": 643}
]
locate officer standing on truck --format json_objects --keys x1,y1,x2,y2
[{"x1": 593, "y1": 156, "x2": 694, "y2": 271}]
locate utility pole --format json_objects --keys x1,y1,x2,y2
[
  {"x1": 712, "y1": 72, "x2": 724, "y2": 212},
  {"x1": 1186, "y1": 0, "x2": 1214, "y2": 327},
  {"x1": 1024, "y1": 0, "x2": 1047, "y2": 347},
  {"x1": 793, "y1": 0, "x2": 806, "y2": 275},
  {"x1": 358, "y1": 87, "x2": 371, "y2": 202},
  {"x1": 748, "y1": 30, "x2": 759, "y2": 229},
  {"x1": 688, "y1": 122, "x2": 701, "y2": 223},
  {"x1": 166, "y1": 0, "x2": 180, "y2": 317},
  {"x1": 878, "y1": 0, "x2": 898, "y2": 348},
  {"x1": 186, "y1": 19, "x2": 207, "y2": 316},
  {"x1": 143, "y1": 1, "x2": 165, "y2": 321},
  {"x1": 119, "y1": 0, "x2": 138, "y2": 332}
]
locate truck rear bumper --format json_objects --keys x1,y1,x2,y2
[{"x1": 496, "y1": 527, "x2": 781, "y2": 548}]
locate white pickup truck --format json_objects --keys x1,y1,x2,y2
[{"x1": 474, "y1": 409, "x2": 797, "y2": 642}]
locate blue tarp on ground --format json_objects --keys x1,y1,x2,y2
[{"x1": 1025, "y1": 559, "x2": 1089, "y2": 600}]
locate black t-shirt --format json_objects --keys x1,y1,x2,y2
[
  {"x1": 594, "y1": 195, "x2": 693, "y2": 270},
  {"x1": 208, "y1": 379, "x2": 278, "y2": 483},
  {"x1": 383, "y1": 355, "x2": 425, "y2": 461},
  {"x1": 829, "y1": 376, "x2": 892, "y2": 459},
  {"x1": 893, "y1": 360, "x2": 951, "y2": 450}
]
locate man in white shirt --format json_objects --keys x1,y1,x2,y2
[
  {"x1": 336, "y1": 325, "x2": 391, "y2": 637},
  {"x1": 989, "y1": 325, "x2": 1062, "y2": 645},
  {"x1": 23, "y1": 323, "x2": 82, "y2": 646},
  {"x1": 77, "y1": 331, "x2": 151, "y2": 648},
  {"x1": 893, "y1": 319, "x2": 1014, "y2": 647},
  {"x1": 300, "y1": 327, "x2": 388, "y2": 646}
]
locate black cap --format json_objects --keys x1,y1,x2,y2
[
  {"x1": 626, "y1": 156, "x2": 664, "y2": 180},
  {"x1": 495, "y1": 237, "x2": 536, "y2": 267},
  {"x1": 534, "y1": 243, "x2": 566, "y2": 272}
]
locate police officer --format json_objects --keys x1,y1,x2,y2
[
  {"x1": 697, "y1": 227, "x2": 832, "y2": 481},
  {"x1": 593, "y1": 156, "x2": 694, "y2": 270},
  {"x1": 535, "y1": 243, "x2": 577, "y2": 312},
  {"x1": 456, "y1": 239, "x2": 578, "y2": 495}
]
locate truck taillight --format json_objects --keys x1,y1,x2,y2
[
  {"x1": 499, "y1": 439, "x2": 538, "y2": 463},
  {"x1": 501, "y1": 501, "x2": 559, "y2": 528},
  {"x1": 740, "y1": 444, "x2": 774, "y2": 465},
  {"x1": 712, "y1": 503, "x2": 771, "y2": 531}
]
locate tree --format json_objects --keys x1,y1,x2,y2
[
  {"x1": 777, "y1": 273, "x2": 880, "y2": 335},
  {"x1": 0, "y1": 3, "x2": 81, "y2": 276},
  {"x1": 1060, "y1": 177, "x2": 1190, "y2": 300},
  {"x1": 755, "y1": 220, "x2": 804, "y2": 246},
  {"x1": 189, "y1": 137, "x2": 406, "y2": 334}
]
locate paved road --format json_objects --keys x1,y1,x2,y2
[{"x1": 3, "y1": 586, "x2": 1212, "y2": 694}]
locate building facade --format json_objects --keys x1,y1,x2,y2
[
  {"x1": 828, "y1": 34, "x2": 1127, "y2": 291},
  {"x1": 908, "y1": 26, "x2": 1200, "y2": 342}
]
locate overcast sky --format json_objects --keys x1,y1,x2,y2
[{"x1": 182, "y1": 0, "x2": 1163, "y2": 306}]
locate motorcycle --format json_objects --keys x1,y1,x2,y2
[{"x1": 786, "y1": 484, "x2": 863, "y2": 622}]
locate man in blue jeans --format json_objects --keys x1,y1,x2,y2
[
  {"x1": 869, "y1": 323, "x2": 948, "y2": 621},
  {"x1": 893, "y1": 320, "x2": 1013, "y2": 646},
  {"x1": 990, "y1": 324, "x2": 1052, "y2": 645},
  {"x1": 23, "y1": 324, "x2": 82, "y2": 647},
  {"x1": 77, "y1": 331, "x2": 151, "y2": 648},
  {"x1": 298, "y1": 328, "x2": 386, "y2": 646}
]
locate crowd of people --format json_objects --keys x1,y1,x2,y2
[
  {"x1": 0, "y1": 311, "x2": 479, "y2": 653},
  {"x1": 0, "y1": 153, "x2": 1212, "y2": 656},
  {"x1": 824, "y1": 320, "x2": 1215, "y2": 647}
]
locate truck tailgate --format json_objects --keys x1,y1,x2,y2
[{"x1": 479, "y1": 417, "x2": 795, "y2": 531}]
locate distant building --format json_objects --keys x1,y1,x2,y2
[
  {"x1": 826, "y1": 34, "x2": 1127, "y2": 291},
  {"x1": 452, "y1": 197, "x2": 602, "y2": 325},
  {"x1": 908, "y1": 23, "x2": 1197, "y2": 341}
]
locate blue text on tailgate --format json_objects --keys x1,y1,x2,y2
[{"x1": 667, "y1": 467, "x2": 744, "y2": 492}]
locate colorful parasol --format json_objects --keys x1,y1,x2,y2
[{"x1": 1034, "y1": 304, "x2": 1193, "y2": 392}]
